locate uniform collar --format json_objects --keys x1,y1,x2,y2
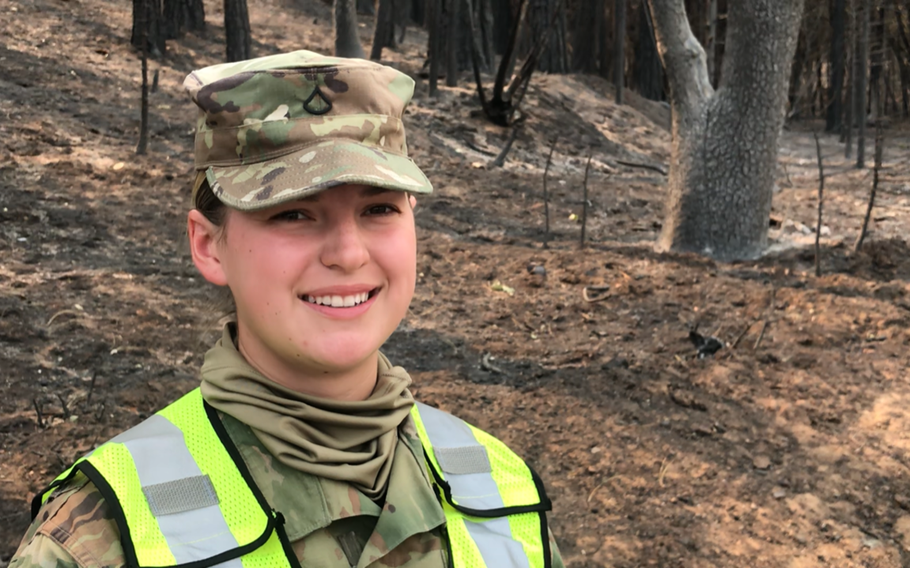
[{"x1": 220, "y1": 412, "x2": 445, "y2": 546}]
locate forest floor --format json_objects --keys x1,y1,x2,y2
[{"x1": 3, "y1": 0, "x2": 910, "y2": 566}]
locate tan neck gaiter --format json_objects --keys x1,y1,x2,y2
[{"x1": 200, "y1": 324, "x2": 415, "y2": 499}]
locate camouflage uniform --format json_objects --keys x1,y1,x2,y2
[
  {"x1": 12, "y1": 412, "x2": 564, "y2": 568},
  {"x1": 11, "y1": 52, "x2": 564, "y2": 568}
]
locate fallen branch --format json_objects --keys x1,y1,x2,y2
[
  {"x1": 813, "y1": 131, "x2": 825, "y2": 277},
  {"x1": 490, "y1": 118, "x2": 525, "y2": 167},
  {"x1": 853, "y1": 118, "x2": 884, "y2": 253},
  {"x1": 614, "y1": 159, "x2": 667, "y2": 176},
  {"x1": 33, "y1": 398, "x2": 45, "y2": 428},
  {"x1": 731, "y1": 320, "x2": 757, "y2": 349},
  {"x1": 582, "y1": 286, "x2": 611, "y2": 303},
  {"x1": 753, "y1": 321, "x2": 768, "y2": 351},
  {"x1": 481, "y1": 352, "x2": 504, "y2": 374}
]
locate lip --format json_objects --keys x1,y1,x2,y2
[
  {"x1": 299, "y1": 286, "x2": 380, "y2": 319},
  {"x1": 302, "y1": 284, "x2": 378, "y2": 297}
]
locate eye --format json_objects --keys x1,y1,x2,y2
[
  {"x1": 364, "y1": 204, "x2": 399, "y2": 216},
  {"x1": 270, "y1": 209, "x2": 311, "y2": 222}
]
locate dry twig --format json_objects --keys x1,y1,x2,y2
[
  {"x1": 854, "y1": 118, "x2": 884, "y2": 253},
  {"x1": 580, "y1": 152, "x2": 593, "y2": 248},
  {"x1": 753, "y1": 321, "x2": 768, "y2": 351},
  {"x1": 813, "y1": 131, "x2": 825, "y2": 277},
  {"x1": 543, "y1": 137, "x2": 558, "y2": 248}
]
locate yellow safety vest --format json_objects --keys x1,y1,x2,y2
[{"x1": 35, "y1": 389, "x2": 552, "y2": 568}]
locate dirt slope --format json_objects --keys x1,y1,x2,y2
[{"x1": 3, "y1": 0, "x2": 910, "y2": 566}]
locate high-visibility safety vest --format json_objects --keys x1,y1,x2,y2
[{"x1": 34, "y1": 389, "x2": 552, "y2": 568}]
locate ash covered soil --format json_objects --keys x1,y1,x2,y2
[{"x1": 3, "y1": 0, "x2": 910, "y2": 566}]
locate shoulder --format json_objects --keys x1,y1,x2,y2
[{"x1": 10, "y1": 473, "x2": 124, "y2": 568}]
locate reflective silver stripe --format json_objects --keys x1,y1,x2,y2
[
  {"x1": 464, "y1": 517, "x2": 532, "y2": 568},
  {"x1": 112, "y1": 415, "x2": 243, "y2": 567},
  {"x1": 435, "y1": 446, "x2": 491, "y2": 475},
  {"x1": 414, "y1": 402, "x2": 503, "y2": 510},
  {"x1": 143, "y1": 475, "x2": 219, "y2": 516}
]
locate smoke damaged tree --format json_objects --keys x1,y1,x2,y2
[
  {"x1": 527, "y1": 0, "x2": 568, "y2": 72},
  {"x1": 826, "y1": 0, "x2": 846, "y2": 132},
  {"x1": 335, "y1": 0, "x2": 366, "y2": 57},
  {"x1": 131, "y1": 0, "x2": 166, "y2": 56},
  {"x1": 370, "y1": 0, "x2": 396, "y2": 59},
  {"x1": 855, "y1": 0, "x2": 870, "y2": 167},
  {"x1": 647, "y1": 0, "x2": 804, "y2": 261},
  {"x1": 572, "y1": 0, "x2": 606, "y2": 73},
  {"x1": 634, "y1": 0, "x2": 663, "y2": 100},
  {"x1": 162, "y1": 0, "x2": 205, "y2": 39},
  {"x1": 224, "y1": 0, "x2": 251, "y2": 62},
  {"x1": 614, "y1": 0, "x2": 626, "y2": 104}
]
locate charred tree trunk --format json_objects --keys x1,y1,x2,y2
[
  {"x1": 445, "y1": 0, "x2": 462, "y2": 86},
  {"x1": 492, "y1": 0, "x2": 513, "y2": 54},
  {"x1": 528, "y1": 0, "x2": 568, "y2": 72},
  {"x1": 428, "y1": 0, "x2": 441, "y2": 95},
  {"x1": 162, "y1": 0, "x2": 205, "y2": 39},
  {"x1": 614, "y1": 0, "x2": 626, "y2": 104},
  {"x1": 475, "y1": 0, "x2": 496, "y2": 71},
  {"x1": 371, "y1": 0, "x2": 396, "y2": 59},
  {"x1": 357, "y1": 0, "x2": 375, "y2": 15},
  {"x1": 335, "y1": 0, "x2": 366, "y2": 57},
  {"x1": 868, "y1": 5, "x2": 885, "y2": 123},
  {"x1": 572, "y1": 0, "x2": 605, "y2": 73},
  {"x1": 648, "y1": 0, "x2": 804, "y2": 261},
  {"x1": 634, "y1": 0, "x2": 664, "y2": 100},
  {"x1": 224, "y1": 0, "x2": 251, "y2": 62},
  {"x1": 131, "y1": 0, "x2": 165, "y2": 56},
  {"x1": 706, "y1": 0, "x2": 717, "y2": 86},
  {"x1": 855, "y1": 0, "x2": 870, "y2": 167},
  {"x1": 826, "y1": 0, "x2": 846, "y2": 131}
]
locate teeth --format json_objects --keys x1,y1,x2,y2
[{"x1": 304, "y1": 292, "x2": 371, "y2": 308}]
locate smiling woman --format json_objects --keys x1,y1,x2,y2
[{"x1": 11, "y1": 51, "x2": 563, "y2": 568}]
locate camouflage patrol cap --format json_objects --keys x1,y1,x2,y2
[{"x1": 183, "y1": 51, "x2": 433, "y2": 211}]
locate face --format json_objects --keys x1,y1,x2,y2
[{"x1": 188, "y1": 184, "x2": 417, "y2": 393}]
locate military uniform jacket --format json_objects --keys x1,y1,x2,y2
[{"x1": 12, "y1": 406, "x2": 564, "y2": 568}]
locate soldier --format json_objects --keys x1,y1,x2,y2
[{"x1": 11, "y1": 51, "x2": 563, "y2": 568}]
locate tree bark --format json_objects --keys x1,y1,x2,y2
[
  {"x1": 634, "y1": 0, "x2": 664, "y2": 100},
  {"x1": 614, "y1": 0, "x2": 626, "y2": 104},
  {"x1": 428, "y1": 0, "x2": 441, "y2": 95},
  {"x1": 162, "y1": 0, "x2": 205, "y2": 39},
  {"x1": 855, "y1": 0, "x2": 869, "y2": 168},
  {"x1": 572, "y1": 0, "x2": 605, "y2": 73},
  {"x1": 224, "y1": 0, "x2": 251, "y2": 62},
  {"x1": 648, "y1": 0, "x2": 804, "y2": 261},
  {"x1": 826, "y1": 0, "x2": 845, "y2": 131},
  {"x1": 528, "y1": 0, "x2": 568, "y2": 72},
  {"x1": 706, "y1": 0, "x2": 717, "y2": 86},
  {"x1": 370, "y1": 0, "x2": 395, "y2": 59},
  {"x1": 131, "y1": 0, "x2": 165, "y2": 57},
  {"x1": 335, "y1": 0, "x2": 366, "y2": 57},
  {"x1": 445, "y1": 0, "x2": 462, "y2": 86}
]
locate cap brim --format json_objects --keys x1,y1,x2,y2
[{"x1": 206, "y1": 140, "x2": 433, "y2": 212}]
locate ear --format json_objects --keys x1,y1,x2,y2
[
  {"x1": 187, "y1": 209, "x2": 229, "y2": 286},
  {"x1": 408, "y1": 194, "x2": 417, "y2": 209}
]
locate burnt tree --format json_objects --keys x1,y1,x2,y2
[
  {"x1": 335, "y1": 0, "x2": 366, "y2": 57},
  {"x1": 826, "y1": 0, "x2": 846, "y2": 131},
  {"x1": 614, "y1": 0, "x2": 626, "y2": 104},
  {"x1": 162, "y1": 0, "x2": 205, "y2": 39},
  {"x1": 634, "y1": 0, "x2": 664, "y2": 100},
  {"x1": 855, "y1": 0, "x2": 870, "y2": 167},
  {"x1": 572, "y1": 0, "x2": 606, "y2": 73},
  {"x1": 648, "y1": 0, "x2": 804, "y2": 261},
  {"x1": 528, "y1": 0, "x2": 568, "y2": 72},
  {"x1": 371, "y1": 0, "x2": 396, "y2": 59},
  {"x1": 224, "y1": 0, "x2": 251, "y2": 62},
  {"x1": 131, "y1": 0, "x2": 165, "y2": 56}
]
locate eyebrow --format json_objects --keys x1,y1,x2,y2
[{"x1": 298, "y1": 186, "x2": 395, "y2": 202}]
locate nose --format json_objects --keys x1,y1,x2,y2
[{"x1": 319, "y1": 215, "x2": 370, "y2": 271}]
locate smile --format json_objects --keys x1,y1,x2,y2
[{"x1": 302, "y1": 289, "x2": 376, "y2": 308}]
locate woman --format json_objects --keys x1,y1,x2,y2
[{"x1": 11, "y1": 51, "x2": 561, "y2": 568}]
